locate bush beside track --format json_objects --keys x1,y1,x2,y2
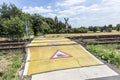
[{"x1": 87, "y1": 45, "x2": 120, "y2": 68}]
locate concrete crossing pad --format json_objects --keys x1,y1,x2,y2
[
  {"x1": 32, "y1": 65, "x2": 118, "y2": 80},
  {"x1": 24, "y1": 38, "x2": 103, "y2": 75},
  {"x1": 23, "y1": 38, "x2": 119, "y2": 80}
]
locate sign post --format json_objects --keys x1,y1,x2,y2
[
  {"x1": 64, "y1": 18, "x2": 69, "y2": 34},
  {"x1": 25, "y1": 20, "x2": 29, "y2": 40}
]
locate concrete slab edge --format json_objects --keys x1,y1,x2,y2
[
  {"x1": 71, "y1": 40, "x2": 104, "y2": 64},
  {"x1": 23, "y1": 49, "x2": 30, "y2": 76},
  {"x1": 23, "y1": 40, "x2": 32, "y2": 77}
]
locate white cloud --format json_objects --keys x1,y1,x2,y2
[
  {"x1": 1, "y1": 0, "x2": 120, "y2": 27},
  {"x1": 58, "y1": 0, "x2": 120, "y2": 27},
  {"x1": 22, "y1": 6, "x2": 53, "y2": 14},
  {"x1": 57, "y1": 0, "x2": 86, "y2": 7},
  {"x1": 22, "y1": 6, "x2": 57, "y2": 18},
  {"x1": 0, "y1": 0, "x2": 17, "y2": 4},
  {"x1": 21, "y1": 0, "x2": 120, "y2": 27},
  {"x1": 57, "y1": 5, "x2": 87, "y2": 18},
  {"x1": 43, "y1": 13, "x2": 57, "y2": 18},
  {"x1": 47, "y1": 6, "x2": 51, "y2": 9}
]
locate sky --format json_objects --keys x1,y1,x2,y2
[{"x1": 0, "y1": 0, "x2": 120, "y2": 27}]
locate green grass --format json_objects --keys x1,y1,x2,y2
[
  {"x1": 82, "y1": 39, "x2": 99, "y2": 44},
  {"x1": 87, "y1": 44, "x2": 120, "y2": 68},
  {"x1": 0, "y1": 50, "x2": 23, "y2": 80}
]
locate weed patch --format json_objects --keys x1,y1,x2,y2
[
  {"x1": 87, "y1": 45, "x2": 120, "y2": 68},
  {"x1": 0, "y1": 50, "x2": 23, "y2": 80}
]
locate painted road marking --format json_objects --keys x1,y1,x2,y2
[
  {"x1": 48, "y1": 42, "x2": 58, "y2": 46},
  {"x1": 31, "y1": 38, "x2": 70, "y2": 43},
  {"x1": 24, "y1": 38, "x2": 103, "y2": 75},
  {"x1": 50, "y1": 50, "x2": 73, "y2": 59},
  {"x1": 31, "y1": 65, "x2": 118, "y2": 80},
  {"x1": 23, "y1": 48, "x2": 30, "y2": 76},
  {"x1": 30, "y1": 40, "x2": 76, "y2": 47}
]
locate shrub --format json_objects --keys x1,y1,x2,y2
[{"x1": 87, "y1": 45, "x2": 120, "y2": 68}]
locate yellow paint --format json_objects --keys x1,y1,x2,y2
[
  {"x1": 30, "y1": 41, "x2": 76, "y2": 47},
  {"x1": 32, "y1": 38, "x2": 68, "y2": 43},
  {"x1": 27, "y1": 58, "x2": 79, "y2": 75},
  {"x1": 27, "y1": 38, "x2": 101, "y2": 75}
]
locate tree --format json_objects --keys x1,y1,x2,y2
[
  {"x1": 93, "y1": 26, "x2": 98, "y2": 32},
  {"x1": 116, "y1": 24, "x2": 120, "y2": 31},
  {"x1": 100, "y1": 27, "x2": 104, "y2": 32},
  {"x1": 58, "y1": 21, "x2": 66, "y2": 33},
  {"x1": 45, "y1": 17, "x2": 55, "y2": 33},
  {"x1": 41, "y1": 21, "x2": 50, "y2": 34},
  {"x1": 0, "y1": 3, "x2": 22, "y2": 19},
  {"x1": 2, "y1": 17, "x2": 25, "y2": 40},
  {"x1": 88, "y1": 26, "x2": 93, "y2": 31},
  {"x1": 68, "y1": 25, "x2": 72, "y2": 33},
  {"x1": 108, "y1": 24, "x2": 113, "y2": 29},
  {"x1": 88, "y1": 26, "x2": 99, "y2": 32},
  {"x1": 0, "y1": 3, "x2": 10, "y2": 19},
  {"x1": 0, "y1": 24, "x2": 5, "y2": 35},
  {"x1": 78, "y1": 27, "x2": 88, "y2": 33},
  {"x1": 31, "y1": 14, "x2": 43, "y2": 36},
  {"x1": 108, "y1": 24, "x2": 113, "y2": 32},
  {"x1": 103, "y1": 25, "x2": 108, "y2": 32},
  {"x1": 54, "y1": 16, "x2": 59, "y2": 33}
]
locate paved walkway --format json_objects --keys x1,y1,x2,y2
[{"x1": 23, "y1": 38, "x2": 119, "y2": 80}]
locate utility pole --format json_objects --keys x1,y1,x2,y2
[
  {"x1": 64, "y1": 18, "x2": 69, "y2": 34},
  {"x1": 25, "y1": 20, "x2": 29, "y2": 40}
]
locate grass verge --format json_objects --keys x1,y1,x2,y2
[
  {"x1": 87, "y1": 44, "x2": 120, "y2": 68},
  {"x1": 0, "y1": 50, "x2": 23, "y2": 80}
]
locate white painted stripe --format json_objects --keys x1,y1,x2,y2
[
  {"x1": 31, "y1": 39, "x2": 34, "y2": 43},
  {"x1": 72, "y1": 40, "x2": 103, "y2": 64},
  {"x1": 26, "y1": 49, "x2": 30, "y2": 61},
  {"x1": 32, "y1": 65, "x2": 118, "y2": 80},
  {"x1": 27, "y1": 43, "x2": 31, "y2": 47},
  {"x1": 79, "y1": 44, "x2": 103, "y2": 64},
  {"x1": 23, "y1": 45, "x2": 31, "y2": 76},
  {"x1": 30, "y1": 39, "x2": 34, "y2": 46},
  {"x1": 23, "y1": 61, "x2": 29, "y2": 76}
]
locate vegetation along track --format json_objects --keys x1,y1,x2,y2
[{"x1": 69, "y1": 34, "x2": 120, "y2": 45}]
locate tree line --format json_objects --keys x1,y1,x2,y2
[
  {"x1": 0, "y1": 3, "x2": 67, "y2": 37},
  {"x1": 0, "y1": 3, "x2": 120, "y2": 39}
]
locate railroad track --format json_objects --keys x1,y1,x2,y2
[
  {"x1": 0, "y1": 41, "x2": 28, "y2": 50},
  {"x1": 69, "y1": 34, "x2": 120, "y2": 39},
  {"x1": 70, "y1": 35, "x2": 120, "y2": 45}
]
